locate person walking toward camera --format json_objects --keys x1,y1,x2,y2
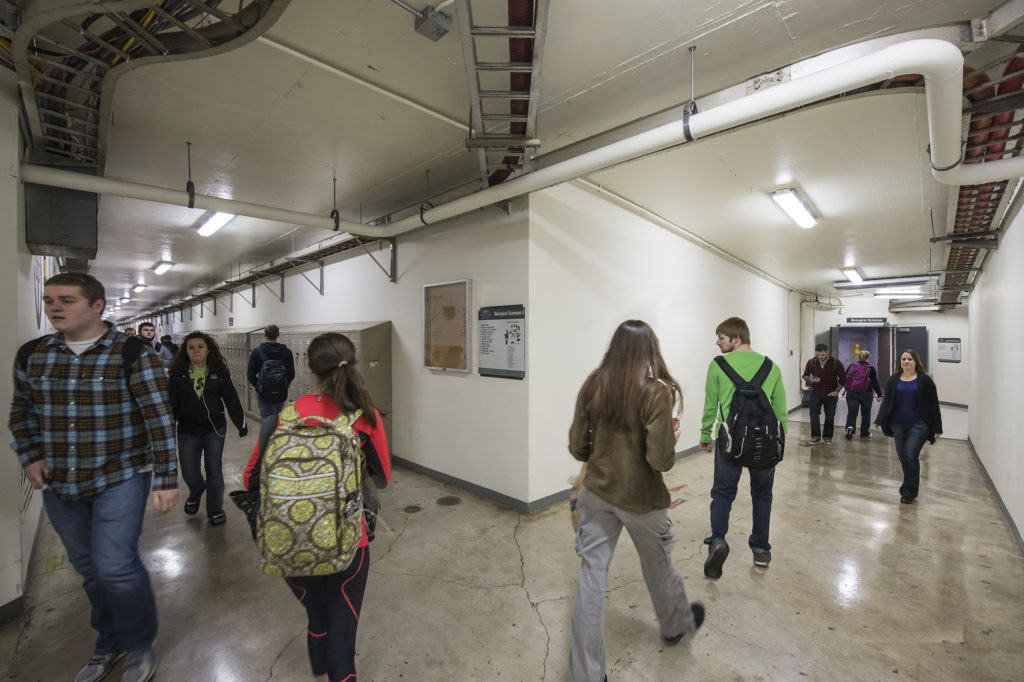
[
  {"x1": 167, "y1": 332, "x2": 247, "y2": 525},
  {"x1": 9, "y1": 273, "x2": 178, "y2": 682},
  {"x1": 874, "y1": 349, "x2": 942, "y2": 504},
  {"x1": 568, "y1": 320, "x2": 704, "y2": 682},
  {"x1": 843, "y1": 350, "x2": 882, "y2": 440},
  {"x1": 802, "y1": 343, "x2": 845, "y2": 444}
]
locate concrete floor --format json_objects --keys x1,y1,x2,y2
[{"x1": 3, "y1": 415, "x2": 1023, "y2": 681}]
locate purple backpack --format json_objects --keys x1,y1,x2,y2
[{"x1": 846, "y1": 362, "x2": 870, "y2": 392}]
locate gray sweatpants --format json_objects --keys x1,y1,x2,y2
[{"x1": 570, "y1": 487, "x2": 696, "y2": 681}]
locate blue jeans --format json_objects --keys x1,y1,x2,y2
[
  {"x1": 808, "y1": 392, "x2": 838, "y2": 439},
  {"x1": 43, "y1": 472, "x2": 156, "y2": 654},
  {"x1": 891, "y1": 420, "x2": 929, "y2": 499},
  {"x1": 258, "y1": 398, "x2": 285, "y2": 419},
  {"x1": 178, "y1": 430, "x2": 226, "y2": 517},
  {"x1": 845, "y1": 390, "x2": 874, "y2": 436},
  {"x1": 708, "y1": 446, "x2": 775, "y2": 551}
]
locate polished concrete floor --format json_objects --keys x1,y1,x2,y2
[{"x1": 3, "y1": 413, "x2": 1023, "y2": 681}]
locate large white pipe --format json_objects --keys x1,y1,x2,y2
[{"x1": 20, "y1": 38, "x2": 1024, "y2": 242}]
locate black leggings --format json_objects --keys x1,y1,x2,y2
[{"x1": 285, "y1": 546, "x2": 370, "y2": 682}]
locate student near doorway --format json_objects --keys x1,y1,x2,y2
[
  {"x1": 699, "y1": 317, "x2": 787, "y2": 578},
  {"x1": 247, "y1": 324, "x2": 295, "y2": 418},
  {"x1": 802, "y1": 343, "x2": 846, "y2": 444},
  {"x1": 9, "y1": 273, "x2": 178, "y2": 682}
]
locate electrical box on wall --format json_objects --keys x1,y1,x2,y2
[{"x1": 24, "y1": 159, "x2": 98, "y2": 260}]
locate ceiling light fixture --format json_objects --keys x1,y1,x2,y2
[
  {"x1": 771, "y1": 188, "x2": 817, "y2": 229},
  {"x1": 132, "y1": 284, "x2": 147, "y2": 293},
  {"x1": 832, "y1": 274, "x2": 933, "y2": 290},
  {"x1": 196, "y1": 212, "x2": 235, "y2": 237},
  {"x1": 121, "y1": 296, "x2": 130, "y2": 303},
  {"x1": 842, "y1": 268, "x2": 863, "y2": 285},
  {"x1": 152, "y1": 261, "x2": 174, "y2": 275},
  {"x1": 874, "y1": 293, "x2": 924, "y2": 300}
]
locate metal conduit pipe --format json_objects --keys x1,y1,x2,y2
[{"x1": 20, "y1": 39, "x2": 1024, "y2": 241}]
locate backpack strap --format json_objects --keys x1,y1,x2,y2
[
  {"x1": 15, "y1": 335, "x2": 52, "y2": 369},
  {"x1": 750, "y1": 357, "x2": 774, "y2": 388},
  {"x1": 713, "y1": 355, "x2": 746, "y2": 387}
]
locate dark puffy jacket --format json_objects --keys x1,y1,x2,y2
[
  {"x1": 246, "y1": 342, "x2": 295, "y2": 390},
  {"x1": 874, "y1": 372, "x2": 943, "y2": 443},
  {"x1": 168, "y1": 366, "x2": 246, "y2": 436}
]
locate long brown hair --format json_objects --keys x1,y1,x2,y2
[
  {"x1": 169, "y1": 332, "x2": 228, "y2": 376},
  {"x1": 899, "y1": 348, "x2": 927, "y2": 376},
  {"x1": 309, "y1": 332, "x2": 378, "y2": 427},
  {"x1": 578, "y1": 320, "x2": 682, "y2": 431}
]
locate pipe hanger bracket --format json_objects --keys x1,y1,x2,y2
[
  {"x1": 927, "y1": 139, "x2": 965, "y2": 172},
  {"x1": 419, "y1": 201, "x2": 434, "y2": 225}
]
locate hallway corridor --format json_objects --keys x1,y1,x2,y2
[{"x1": 3, "y1": 420, "x2": 1021, "y2": 681}]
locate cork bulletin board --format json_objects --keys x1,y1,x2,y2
[{"x1": 424, "y1": 279, "x2": 471, "y2": 372}]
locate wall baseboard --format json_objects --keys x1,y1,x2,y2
[
  {"x1": 967, "y1": 437, "x2": 1024, "y2": 561},
  {"x1": 393, "y1": 446, "x2": 707, "y2": 514},
  {"x1": 0, "y1": 595, "x2": 23, "y2": 624}
]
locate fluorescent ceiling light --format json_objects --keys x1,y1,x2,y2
[
  {"x1": 875, "y1": 286, "x2": 923, "y2": 294},
  {"x1": 832, "y1": 274, "x2": 933, "y2": 290},
  {"x1": 132, "y1": 284, "x2": 147, "y2": 293},
  {"x1": 842, "y1": 268, "x2": 863, "y2": 285},
  {"x1": 153, "y1": 261, "x2": 174, "y2": 275},
  {"x1": 197, "y1": 212, "x2": 235, "y2": 237},
  {"x1": 874, "y1": 293, "x2": 924, "y2": 300},
  {"x1": 771, "y1": 189, "x2": 816, "y2": 229},
  {"x1": 121, "y1": 296, "x2": 130, "y2": 303}
]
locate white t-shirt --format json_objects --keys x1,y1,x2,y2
[{"x1": 65, "y1": 333, "x2": 105, "y2": 356}]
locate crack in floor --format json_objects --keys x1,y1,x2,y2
[
  {"x1": 513, "y1": 514, "x2": 552, "y2": 681},
  {"x1": 265, "y1": 630, "x2": 303, "y2": 681},
  {"x1": 372, "y1": 514, "x2": 409, "y2": 565}
]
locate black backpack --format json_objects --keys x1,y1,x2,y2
[
  {"x1": 256, "y1": 349, "x2": 289, "y2": 402},
  {"x1": 714, "y1": 355, "x2": 785, "y2": 469}
]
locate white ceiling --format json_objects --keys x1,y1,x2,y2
[{"x1": 82, "y1": 0, "x2": 1007, "y2": 316}]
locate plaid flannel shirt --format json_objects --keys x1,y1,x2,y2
[{"x1": 9, "y1": 328, "x2": 178, "y2": 500}]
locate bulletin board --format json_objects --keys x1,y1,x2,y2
[{"x1": 424, "y1": 279, "x2": 471, "y2": 372}]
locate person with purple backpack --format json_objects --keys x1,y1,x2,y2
[{"x1": 843, "y1": 350, "x2": 882, "y2": 440}]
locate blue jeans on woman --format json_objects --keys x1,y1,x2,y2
[
  {"x1": 845, "y1": 390, "x2": 874, "y2": 436},
  {"x1": 891, "y1": 420, "x2": 930, "y2": 500},
  {"x1": 709, "y1": 446, "x2": 775, "y2": 550},
  {"x1": 43, "y1": 472, "x2": 157, "y2": 655},
  {"x1": 177, "y1": 430, "x2": 226, "y2": 518}
]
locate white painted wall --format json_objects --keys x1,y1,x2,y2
[
  {"x1": 527, "y1": 183, "x2": 803, "y2": 501},
  {"x1": 1, "y1": 71, "x2": 48, "y2": 612},
  {"x1": 813, "y1": 296, "x2": 970, "y2": 405},
  {"x1": 969, "y1": 210, "x2": 1024, "y2": 539},
  {"x1": 168, "y1": 203, "x2": 532, "y2": 502}
]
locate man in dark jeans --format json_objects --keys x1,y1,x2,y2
[
  {"x1": 9, "y1": 273, "x2": 178, "y2": 682},
  {"x1": 802, "y1": 343, "x2": 846, "y2": 444},
  {"x1": 246, "y1": 324, "x2": 295, "y2": 418},
  {"x1": 699, "y1": 317, "x2": 788, "y2": 577}
]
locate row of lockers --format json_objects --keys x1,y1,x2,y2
[{"x1": 165, "y1": 322, "x2": 393, "y2": 439}]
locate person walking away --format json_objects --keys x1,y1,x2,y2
[
  {"x1": 244, "y1": 332, "x2": 390, "y2": 682},
  {"x1": 802, "y1": 343, "x2": 846, "y2": 444},
  {"x1": 167, "y1": 332, "x2": 247, "y2": 525},
  {"x1": 568, "y1": 320, "x2": 704, "y2": 682},
  {"x1": 699, "y1": 317, "x2": 787, "y2": 578},
  {"x1": 874, "y1": 349, "x2": 942, "y2": 504},
  {"x1": 843, "y1": 350, "x2": 882, "y2": 440},
  {"x1": 247, "y1": 324, "x2": 295, "y2": 418},
  {"x1": 9, "y1": 273, "x2": 179, "y2": 682}
]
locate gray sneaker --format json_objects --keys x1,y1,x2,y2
[
  {"x1": 753, "y1": 548, "x2": 772, "y2": 567},
  {"x1": 75, "y1": 651, "x2": 124, "y2": 682},
  {"x1": 122, "y1": 649, "x2": 156, "y2": 682}
]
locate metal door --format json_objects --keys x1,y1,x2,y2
[{"x1": 894, "y1": 326, "x2": 929, "y2": 371}]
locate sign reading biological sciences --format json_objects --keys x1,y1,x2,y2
[
  {"x1": 846, "y1": 317, "x2": 887, "y2": 324},
  {"x1": 478, "y1": 305, "x2": 525, "y2": 379}
]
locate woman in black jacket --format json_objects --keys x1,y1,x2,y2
[
  {"x1": 168, "y1": 332, "x2": 247, "y2": 525},
  {"x1": 874, "y1": 349, "x2": 942, "y2": 504}
]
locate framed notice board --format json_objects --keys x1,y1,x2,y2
[{"x1": 424, "y1": 279, "x2": 471, "y2": 371}]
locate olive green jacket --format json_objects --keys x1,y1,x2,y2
[{"x1": 568, "y1": 381, "x2": 677, "y2": 513}]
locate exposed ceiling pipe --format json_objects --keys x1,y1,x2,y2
[{"x1": 21, "y1": 39, "x2": 1024, "y2": 243}]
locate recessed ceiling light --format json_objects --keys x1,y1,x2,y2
[
  {"x1": 153, "y1": 261, "x2": 174, "y2": 275},
  {"x1": 132, "y1": 284, "x2": 147, "y2": 293},
  {"x1": 771, "y1": 188, "x2": 816, "y2": 229},
  {"x1": 842, "y1": 268, "x2": 863, "y2": 285},
  {"x1": 197, "y1": 212, "x2": 235, "y2": 237}
]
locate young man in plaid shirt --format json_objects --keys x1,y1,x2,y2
[{"x1": 9, "y1": 273, "x2": 179, "y2": 682}]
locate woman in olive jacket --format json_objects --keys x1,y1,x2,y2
[
  {"x1": 874, "y1": 349, "x2": 942, "y2": 504},
  {"x1": 168, "y1": 332, "x2": 247, "y2": 525}
]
